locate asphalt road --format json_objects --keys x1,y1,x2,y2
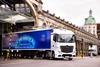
[{"x1": 0, "y1": 57, "x2": 100, "y2": 67}]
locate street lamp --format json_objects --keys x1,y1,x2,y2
[{"x1": 81, "y1": 39, "x2": 84, "y2": 58}]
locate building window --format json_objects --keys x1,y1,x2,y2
[
  {"x1": 89, "y1": 26, "x2": 91, "y2": 28},
  {"x1": 88, "y1": 28, "x2": 91, "y2": 33},
  {"x1": 42, "y1": 23, "x2": 46, "y2": 28},
  {"x1": 93, "y1": 30, "x2": 95, "y2": 34}
]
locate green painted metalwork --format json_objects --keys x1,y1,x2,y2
[{"x1": 85, "y1": 10, "x2": 96, "y2": 25}]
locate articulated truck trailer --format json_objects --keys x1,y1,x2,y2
[{"x1": 2, "y1": 28, "x2": 76, "y2": 60}]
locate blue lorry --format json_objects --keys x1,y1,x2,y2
[{"x1": 2, "y1": 28, "x2": 76, "y2": 60}]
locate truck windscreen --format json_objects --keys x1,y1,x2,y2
[{"x1": 53, "y1": 34, "x2": 75, "y2": 43}]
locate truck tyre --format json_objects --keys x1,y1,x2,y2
[
  {"x1": 68, "y1": 58, "x2": 72, "y2": 60},
  {"x1": 52, "y1": 52, "x2": 55, "y2": 59},
  {"x1": 46, "y1": 51, "x2": 55, "y2": 60},
  {"x1": 49, "y1": 51, "x2": 55, "y2": 60},
  {"x1": 41, "y1": 54, "x2": 45, "y2": 59}
]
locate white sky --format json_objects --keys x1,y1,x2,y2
[{"x1": 42, "y1": 0, "x2": 100, "y2": 26}]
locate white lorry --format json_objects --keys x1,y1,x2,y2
[
  {"x1": 88, "y1": 45, "x2": 98, "y2": 56},
  {"x1": 50, "y1": 29, "x2": 76, "y2": 60},
  {"x1": 2, "y1": 28, "x2": 76, "y2": 60}
]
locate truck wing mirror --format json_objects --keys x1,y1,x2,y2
[{"x1": 53, "y1": 34, "x2": 58, "y2": 42}]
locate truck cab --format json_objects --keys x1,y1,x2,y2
[
  {"x1": 51, "y1": 29, "x2": 76, "y2": 60},
  {"x1": 88, "y1": 45, "x2": 98, "y2": 56}
]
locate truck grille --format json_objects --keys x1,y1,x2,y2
[{"x1": 60, "y1": 46, "x2": 73, "y2": 53}]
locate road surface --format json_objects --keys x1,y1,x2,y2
[{"x1": 0, "y1": 57, "x2": 100, "y2": 67}]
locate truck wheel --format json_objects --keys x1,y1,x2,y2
[
  {"x1": 45, "y1": 51, "x2": 54, "y2": 60},
  {"x1": 48, "y1": 51, "x2": 52, "y2": 59},
  {"x1": 49, "y1": 51, "x2": 55, "y2": 60},
  {"x1": 68, "y1": 58, "x2": 72, "y2": 60},
  {"x1": 52, "y1": 52, "x2": 55, "y2": 59},
  {"x1": 41, "y1": 54, "x2": 45, "y2": 59}
]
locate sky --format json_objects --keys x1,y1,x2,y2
[{"x1": 42, "y1": 0, "x2": 100, "y2": 26}]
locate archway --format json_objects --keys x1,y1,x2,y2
[{"x1": 25, "y1": 0, "x2": 38, "y2": 27}]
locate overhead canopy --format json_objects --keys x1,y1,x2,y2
[
  {"x1": 0, "y1": 14, "x2": 35, "y2": 24},
  {"x1": 0, "y1": 0, "x2": 24, "y2": 4},
  {"x1": 0, "y1": 7, "x2": 35, "y2": 24}
]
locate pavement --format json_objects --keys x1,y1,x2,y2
[{"x1": 0, "y1": 56, "x2": 100, "y2": 67}]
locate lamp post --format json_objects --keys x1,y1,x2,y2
[
  {"x1": 1, "y1": 23, "x2": 4, "y2": 58},
  {"x1": 7, "y1": 12, "x2": 15, "y2": 59},
  {"x1": 8, "y1": 32, "x2": 12, "y2": 59},
  {"x1": 81, "y1": 39, "x2": 84, "y2": 58}
]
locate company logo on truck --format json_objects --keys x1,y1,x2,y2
[{"x1": 15, "y1": 35, "x2": 36, "y2": 49}]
